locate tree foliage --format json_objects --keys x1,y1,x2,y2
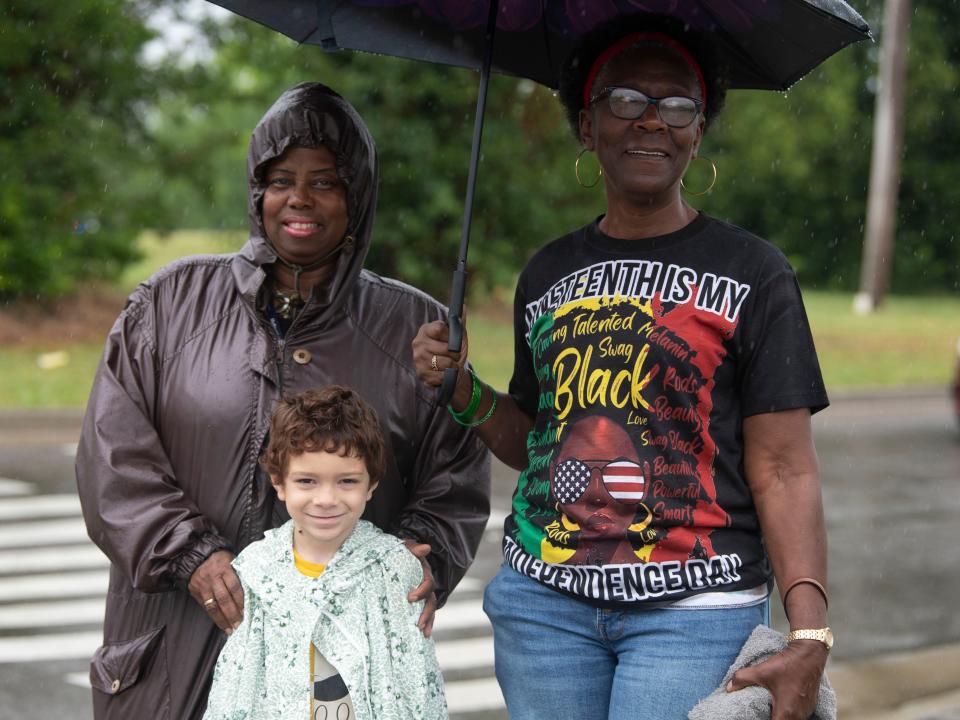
[
  {"x1": 143, "y1": 15, "x2": 593, "y2": 298},
  {"x1": 3, "y1": 0, "x2": 959, "y2": 301},
  {"x1": 700, "y1": 0, "x2": 960, "y2": 293},
  {"x1": 0, "y1": 0, "x2": 161, "y2": 298}
]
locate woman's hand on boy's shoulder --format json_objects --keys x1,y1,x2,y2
[
  {"x1": 402, "y1": 539, "x2": 437, "y2": 638},
  {"x1": 188, "y1": 550, "x2": 244, "y2": 635}
]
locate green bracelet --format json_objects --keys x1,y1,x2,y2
[
  {"x1": 448, "y1": 368, "x2": 482, "y2": 423},
  {"x1": 464, "y1": 385, "x2": 497, "y2": 428},
  {"x1": 449, "y1": 381, "x2": 498, "y2": 428}
]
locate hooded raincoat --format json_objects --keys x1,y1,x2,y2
[{"x1": 76, "y1": 83, "x2": 490, "y2": 720}]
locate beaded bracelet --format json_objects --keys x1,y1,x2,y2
[{"x1": 447, "y1": 368, "x2": 482, "y2": 424}]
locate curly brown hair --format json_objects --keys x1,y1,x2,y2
[{"x1": 260, "y1": 386, "x2": 386, "y2": 485}]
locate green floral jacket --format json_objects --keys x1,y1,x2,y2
[{"x1": 202, "y1": 520, "x2": 447, "y2": 720}]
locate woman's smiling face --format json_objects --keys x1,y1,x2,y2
[
  {"x1": 580, "y1": 44, "x2": 705, "y2": 204},
  {"x1": 260, "y1": 145, "x2": 349, "y2": 267}
]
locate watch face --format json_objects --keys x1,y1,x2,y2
[{"x1": 824, "y1": 628, "x2": 835, "y2": 650}]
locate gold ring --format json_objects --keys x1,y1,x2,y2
[
  {"x1": 431, "y1": 355, "x2": 439, "y2": 372},
  {"x1": 204, "y1": 598, "x2": 216, "y2": 607}
]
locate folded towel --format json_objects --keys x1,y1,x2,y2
[{"x1": 687, "y1": 624, "x2": 836, "y2": 720}]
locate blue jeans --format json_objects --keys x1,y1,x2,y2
[{"x1": 483, "y1": 564, "x2": 767, "y2": 720}]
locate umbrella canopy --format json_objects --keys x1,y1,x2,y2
[
  {"x1": 211, "y1": 0, "x2": 871, "y2": 91},
  {"x1": 206, "y1": 0, "x2": 871, "y2": 401}
]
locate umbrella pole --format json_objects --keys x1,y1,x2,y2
[{"x1": 439, "y1": 0, "x2": 499, "y2": 405}]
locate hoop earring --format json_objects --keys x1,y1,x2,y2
[
  {"x1": 680, "y1": 156, "x2": 717, "y2": 196},
  {"x1": 575, "y1": 149, "x2": 602, "y2": 189}
]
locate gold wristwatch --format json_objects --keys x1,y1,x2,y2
[{"x1": 786, "y1": 627, "x2": 834, "y2": 651}]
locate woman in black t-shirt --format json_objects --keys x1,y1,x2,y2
[{"x1": 414, "y1": 16, "x2": 831, "y2": 720}]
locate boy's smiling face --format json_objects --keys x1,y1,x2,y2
[{"x1": 274, "y1": 449, "x2": 376, "y2": 564}]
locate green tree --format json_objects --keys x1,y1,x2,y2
[
  {"x1": 0, "y1": 0, "x2": 162, "y2": 299},
  {"x1": 143, "y1": 16, "x2": 598, "y2": 298},
  {"x1": 699, "y1": 0, "x2": 960, "y2": 294}
]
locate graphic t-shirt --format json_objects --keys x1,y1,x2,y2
[
  {"x1": 505, "y1": 214, "x2": 828, "y2": 607},
  {"x1": 293, "y1": 550, "x2": 356, "y2": 720}
]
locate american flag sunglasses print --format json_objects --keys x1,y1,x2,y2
[
  {"x1": 553, "y1": 459, "x2": 647, "y2": 505},
  {"x1": 601, "y1": 461, "x2": 646, "y2": 503}
]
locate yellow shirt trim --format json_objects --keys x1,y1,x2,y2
[{"x1": 293, "y1": 549, "x2": 326, "y2": 578}]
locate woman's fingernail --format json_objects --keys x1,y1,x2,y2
[{"x1": 725, "y1": 681, "x2": 734, "y2": 692}]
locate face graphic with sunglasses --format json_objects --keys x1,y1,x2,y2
[
  {"x1": 550, "y1": 415, "x2": 653, "y2": 566},
  {"x1": 579, "y1": 43, "x2": 704, "y2": 203}
]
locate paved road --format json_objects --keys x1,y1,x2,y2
[{"x1": 0, "y1": 391, "x2": 957, "y2": 718}]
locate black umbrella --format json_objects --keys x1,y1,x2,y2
[{"x1": 207, "y1": 0, "x2": 872, "y2": 401}]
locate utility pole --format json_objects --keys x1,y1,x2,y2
[{"x1": 854, "y1": 0, "x2": 911, "y2": 315}]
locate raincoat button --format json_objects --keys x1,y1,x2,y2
[
  {"x1": 292, "y1": 348, "x2": 311, "y2": 365},
  {"x1": 110, "y1": 678, "x2": 121, "y2": 694}
]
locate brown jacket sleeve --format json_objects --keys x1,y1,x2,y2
[
  {"x1": 75, "y1": 289, "x2": 231, "y2": 592},
  {"x1": 389, "y1": 383, "x2": 491, "y2": 607}
]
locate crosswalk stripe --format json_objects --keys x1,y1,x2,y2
[
  {"x1": 0, "y1": 597, "x2": 104, "y2": 630},
  {"x1": 436, "y1": 636, "x2": 495, "y2": 671},
  {"x1": 0, "y1": 595, "x2": 489, "y2": 635},
  {"x1": 0, "y1": 478, "x2": 33, "y2": 497},
  {"x1": 62, "y1": 672, "x2": 508, "y2": 714},
  {"x1": 4, "y1": 630, "x2": 495, "y2": 673},
  {"x1": 0, "y1": 569, "x2": 109, "y2": 602},
  {"x1": 62, "y1": 673, "x2": 508, "y2": 715},
  {"x1": 446, "y1": 677, "x2": 506, "y2": 714},
  {"x1": 0, "y1": 494, "x2": 82, "y2": 521},
  {"x1": 0, "y1": 631, "x2": 102, "y2": 664},
  {"x1": 0, "y1": 518, "x2": 89, "y2": 549},
  {"x1": 487, "y1": 508, "x2": 508, "y2": 530},
  {"x1": 452, "y1": 577, "x2": 482, "y2": 593},
  {"x1": 0, "y1": 494, "x2": 508, "y2": 717},
  {"x1": 0, "y1": 545, "x2": 109, "y2": 574},
  {"x1": 433, "y1": 598, "x2": 490, "y2": 633}
]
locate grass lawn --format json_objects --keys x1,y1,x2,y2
[
  {"x1": 804, "y1": 293, "x2": 960, "y2": 391},
  {"x1": 1, "y1": 230, "x2": 958, "y2": 409},
  {"x1": 0, "y1": 344, "x2": 106, "y2": 409}
]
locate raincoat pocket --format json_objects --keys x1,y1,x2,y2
[{"x1": 90, "y1": 626, "x2": 170, "y2": 718}]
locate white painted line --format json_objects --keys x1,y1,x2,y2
[
  {"x1": 0, "y1": 597, "x2": 104, "y2": 630},
  {"x1": 0, "y1": 494, "x2": 82, "y2": 521},
  {"x1": 436, "y1": 636, "x2": 494, "y2": 671},
  {"x1": 0, "y1": 631, "x2": 101, "y2": 664},
  {"x1": 433, "y1": 598, "x2": 490, "y2": 634},
  {"x1": 0, "y1": 545, "x2": 109, "y2": 574},
  {"x1": 0, "y1": 478, "x2": 33, "y2": 497},
  {"x1": 445, "y1": 677, "x2": 505, "y2": 714},
  {"x1": 66, "y1": 664, "x2": 507, "y2": 715},
  {"x1": 61, "y1": 443, "x2": 78, "y2": 458},
  {"x1": 0, "y1": 569, "x2": 108, "y2": 602},
  {"x1": 0, "y1": 518, "x2": 90, "y2": 549},
  {"x1": 64, "y1": 671, "x2": 90, "y2": 689},
  {"x1": 450, "y1": 577, "x2": 483, "y2": 594},
  {"x1": 487, "y1": 508, "x2": 509, "y2": 530}
]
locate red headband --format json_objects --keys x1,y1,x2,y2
[{"x1": 582, "y1": 31, "x2": 708, "y2": 110}]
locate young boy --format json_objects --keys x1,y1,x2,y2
[{"x1": 203, "y1": 386, "x2": 447, "y2": 720}]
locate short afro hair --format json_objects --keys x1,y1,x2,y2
[
  {"x1": 260, "y1": 386, "x2": 386, "y2": 484},
  {"x1": 558, "y1": 14, "x2": 729, "y2": 140}
]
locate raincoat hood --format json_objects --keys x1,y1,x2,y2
[{"x1": 240, "y1": 82, "x2": 379, "y2": 322}]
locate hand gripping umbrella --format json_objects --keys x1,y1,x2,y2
[{"x1": 206, "y1": 0, "x2": 872, "y2": 403}]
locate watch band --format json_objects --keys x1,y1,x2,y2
[{"x1": 786, "y1": 627, "x2": 834, "y2": 650}]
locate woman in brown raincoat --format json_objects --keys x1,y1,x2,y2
[{"x1": 76, "y1": 82, "x2": 490, "y2": 720}]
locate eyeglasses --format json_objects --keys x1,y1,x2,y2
[
  {"x1": 590, "y1": 86, "x2": 703, "y2": 128},
  {"x1": 553, "y1": 458, "x2": 647, "y2": 505}
]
